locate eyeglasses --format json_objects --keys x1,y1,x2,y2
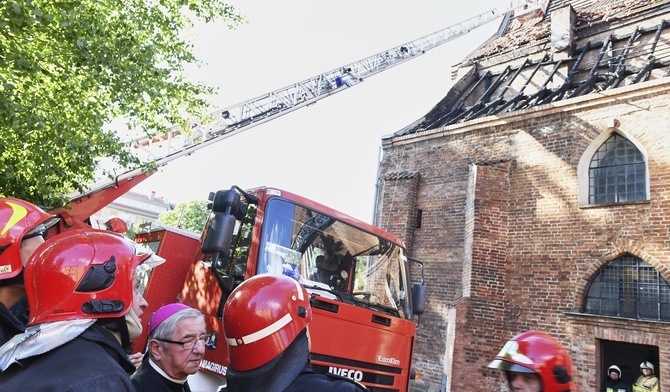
[{"x1": 154, "y1": 332, "x2": 213, "y2": 350}]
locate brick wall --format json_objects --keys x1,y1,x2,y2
[
  {"x1": 453, "y1": 162, "x2": 511, "y2": 392},
  {"x1": 377, "y1": 79, "x2": 670, "y2": 391}
]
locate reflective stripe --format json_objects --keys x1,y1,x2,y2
[
  {"x1": 292, "y1": 279, "x2": 304, "y2": 301},
  {"x1": 1, "y1": 202, "x2": 27, "y2": 235},
  {"x1": 226, "y1": 279, "x2": 304, "y2": 346},
  {"x1": 495, "y1": 340, "x2": 534, "y2": 365},
  {"x1": 226, "y1": 313, "x2": 293, "y2": 346}
]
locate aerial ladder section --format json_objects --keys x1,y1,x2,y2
[{"x1": 62, "y1": 0, "x2": 546, "y2": 224}]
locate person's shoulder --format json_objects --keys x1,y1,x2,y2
[
  {"x1": 324, "y1": 372, "x2": 369, "y2": 391},
  {"x1": 289, "y1": 370, "x2": 369, "y2": 391},
  {"x1": 0, "y1": 342, "x2": 134, "y2": 391},
  {"x1": 64, "y1": 373, "x2": 135, "y2": 392},
  {"x1": 130, "y1": 360, "x2": 164, "y2": 391}
]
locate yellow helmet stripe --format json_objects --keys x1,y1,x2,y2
[{"x1": 1, "y1": 202, "x2": 28, "y2": 236}]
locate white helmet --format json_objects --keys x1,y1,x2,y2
[
  {"x1": 608, "y1": 365, "x2": 622, "y2": 377},
  {"x1": 640, "y1": 361, "x2": 655, "y2": 374}
]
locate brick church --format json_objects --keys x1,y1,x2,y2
[{"x1": 374, "y1": 0, "x2": 670, "y2": 390}]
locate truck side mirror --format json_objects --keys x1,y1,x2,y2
[
  {"x1": 412, "y1": 282, "x2": 426, "y2": 316},
  {"x1": 201, "y1": 211, "x2": 237, "y2": 298},
  {"x1": 201, "y1": 212, "x2": 236, "y2": 255},
  {"x1": 211, "y1": 189, "x2": 246, "y2": 219},
  {"x1": 202, "y1": 188, "x2": 245, "y2": 256},
  {"x1": 407, "y1": 257, "x2": 427, "y2": 317}
]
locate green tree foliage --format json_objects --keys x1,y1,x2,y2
[
  {"x1": 157, "y1": 199, "x2": 209, "y2": 233},
  {"x1": 0, "y1": 0, "x2": 242, "y2": 207}
]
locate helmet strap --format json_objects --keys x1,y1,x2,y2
[
  {"x1": 125, "y1": 308, "x2": 143, "y2": 342},
  {"x1": 97, "y1": 317, "x2": 132, "y2": 353}
]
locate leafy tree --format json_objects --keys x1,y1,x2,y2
[
  {"x1": 0, "y1": 0, "x2": 242, "y2": 207},
  {"x1": 157, "y1": 199, "x2": 209, "y2": 233}
]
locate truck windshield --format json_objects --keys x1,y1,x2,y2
[{"x1": 257, "y1": 198, "x2": 412, "y2": 319}]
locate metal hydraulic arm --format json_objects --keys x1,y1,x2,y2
[
  {"x1": 59, "y1": 0, "x2": 545, "y2": 225},
  {"x1": 138, "y1": 0, "x2": 544, "y2": 160}
]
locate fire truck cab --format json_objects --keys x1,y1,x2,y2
[{"x1": 177, "y1": 185, "x2": 426, "y2": 391}]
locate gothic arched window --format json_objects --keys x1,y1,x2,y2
[
  {"x1": 589, "y1": 133, "x2": 646, "y2": 204},
  {"x1": 584, "y1": 254, "x2": 670, "y2": 321}
]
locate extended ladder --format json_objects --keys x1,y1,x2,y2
[
  {"x1": 130, "y1": 0, "x2": 546, "y2": 161},
  {"x1": 86, "y1": 0, "x2": 546, "y2": 199}
]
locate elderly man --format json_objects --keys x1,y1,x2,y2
[{"x1": 131, "y1": 303, "x2": 208, "y2": 392}]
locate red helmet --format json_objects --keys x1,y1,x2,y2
[
  {"x1": 0, "y1": 198, "x2": 59, "y2": 280},
  {"x1": 25, "y1": 229, "x2": 155, "y2": 325},
  {"x1": 488, "y1": 330, "x2": 575, "y2": 392},
  {"x1": 223, "y1": 274, "x2": 312, "y2": 371}
]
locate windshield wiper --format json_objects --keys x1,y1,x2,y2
[
  {"x1": 301, "y1": 284, "x2": 401, "y2": 317},
  {"x1": 346, "y1": 294, "x2": 400, "y2": 317},
  {"x1": 301, "y1": 283, "x2": 348, "y2": 303}
]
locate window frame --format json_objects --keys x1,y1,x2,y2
[
  {"x1": 577, "y1": 130, "x2": 649, "y2": 207},
  {"x1": 583, "y1": 254, "x2": 670, "y2": 321},
  {"x1": 588, "y1": 133, "x2": 646, "y2": 205}
]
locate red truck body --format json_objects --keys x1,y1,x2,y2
[
  {"x1": 131, "y1": 227, "x2": 202, "y2": 353},
  {"x1": 51, "y1": 184, "x2": 424, "y2": 392}
]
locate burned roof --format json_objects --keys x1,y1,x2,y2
[{"x1": 395, "y1": 0, "x2": 670, "y2": 136}]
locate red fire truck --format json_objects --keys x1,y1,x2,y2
[{"x1": 130, "y1": 185, "x2": 426, "y2": 391}]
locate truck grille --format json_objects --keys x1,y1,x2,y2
[{"x1": 310, "y1": 353, "x2": 400, "y2": 391}]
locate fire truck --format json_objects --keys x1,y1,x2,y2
[
  {"x1": 45, "y1": 2, "x2": 544, "y2": 390},
  {"x1": 134, "y1": 185, "x2": 428, "y2": 391},
  {"x1": 82, "y1": 182, "x2": 428, "y2": 391}
]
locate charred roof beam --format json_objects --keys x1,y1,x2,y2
[
  {"x1": 534, "y1": 41, "x2": 592, "y2": 105},
  {"x1": 601, "y1": 28, "x2": 641, "y2": 90},
  {"x1": 630, "y1": 20, "x2": 668, "y2": 84},
  {"x1": 426, "y1": 71, "x2": 492, "y2": 129},
  {"x1": 463, "y1": 66, "x2": 512, "y2": 121},
  {"x1": 449, "y1": 72, "x2": 498, "y2": 124},
  {"x1": 475, "y1": 61, "x2": 529, "y2": 118},
  {"x1": 498, "y1": 55, "x2": 553, "y2": 113},
  {"x1": 630, "y1": 56, "x2": 656, "y2": 84},
  {"x1": 567, "y1": 36, "x2": 614, "y2": 98}
]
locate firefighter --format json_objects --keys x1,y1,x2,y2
[
  {"x1": 603, "y1": 364, "x2": 632, "y2": 392},
  {"x1": 488, "y1": 330, "x2": 576, "y2": 392},
  {"x1": 634, "y1": 361, "x2": 659, "y2": 392},
  {"x1": 0, "y1": 229, "x2": 164, "y2": 390},
  {"x1": 0, "y1": 197, "x2": 59, "y2": 345},
  {"x1": 223, "y1": 274, "x2": 369, "y2": 392}
]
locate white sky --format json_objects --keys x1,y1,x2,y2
[{"x1": 129, "y1": 0, "x2": 504, "y2": 222}]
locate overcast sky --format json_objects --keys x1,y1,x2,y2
[{"x1": 129, "y1": 0, "x2": 504, "y2": 222}]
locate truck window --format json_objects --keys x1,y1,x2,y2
[
  {"x1": 227, "y1": 204, "x2": 257, "y2": 281},
  {"x1": 258, "y1": 198, "x2": 412, "y2": 319}
]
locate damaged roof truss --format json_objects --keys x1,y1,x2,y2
[{"x1": 415, "y1": 19, "x2": 670, "y2": 133}]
